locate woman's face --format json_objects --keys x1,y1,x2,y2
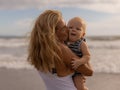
[{"x1": 56, "y1": 19, "x2": 68, "y2": 42}]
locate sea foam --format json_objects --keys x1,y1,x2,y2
[{"x1": 0, "y1": 37, "x2": 120, "y2": 73}]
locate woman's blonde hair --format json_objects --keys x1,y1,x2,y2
[{"x1": 27, "y1": 10, "x2": 63, "y2": 72}]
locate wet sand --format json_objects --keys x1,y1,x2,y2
[{"x1": 0, "y1": 68, "x2": 120, "y2": 90}]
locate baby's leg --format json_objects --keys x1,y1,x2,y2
[{"x1": 73, "y1": 75, "x2": 88, "y2": 90}]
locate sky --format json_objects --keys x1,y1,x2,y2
[{"x1": 0, "y1": 0, "x2": 120, "y2": 36}]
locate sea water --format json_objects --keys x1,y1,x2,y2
[{"x1": 0, "y1": 37, "x2": 120, "y2": 73}]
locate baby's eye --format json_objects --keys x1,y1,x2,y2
[{"x1": 76, "y1": 28, "x2": 81, "y2": 31}]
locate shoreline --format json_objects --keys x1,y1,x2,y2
[
  {"x1": 0, "y1": 68, "x2": 120, "y2": 90},
  {"x1": 0, "y1": 35, "x2": 120, "y2": 41}
]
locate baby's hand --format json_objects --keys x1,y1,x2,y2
[{"x1": 71, "y1": 58, "x2": 82, "y2": 70}]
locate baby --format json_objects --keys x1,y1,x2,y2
[{"x1": 67, "y1": 17, "x2": 93, "y2": 90}]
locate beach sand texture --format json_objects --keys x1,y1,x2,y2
[{"x1": 0, "y1": 68, "x2": 120, "y2": 90}]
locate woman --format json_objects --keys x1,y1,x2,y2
[{"x1": 27, "y1": 10, "x2": 93, "y2": 90}]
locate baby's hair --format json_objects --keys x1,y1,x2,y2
[{"x1": 68, "y1": 17, "x2": 86, "y2": 33}]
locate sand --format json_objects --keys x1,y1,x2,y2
[{"x1": 0, "y1": 68, "x2": 120, "y2": 90}]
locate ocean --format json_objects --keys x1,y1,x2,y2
[{"x1": 0, "y1": 36, "x2": 120, "y2": 73}]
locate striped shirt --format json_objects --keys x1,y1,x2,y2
[
  {"x1": 68, "y1": 38, "x2": 86, "y2": 76},
  {"x1": 68, "y1": 38, "x2": 86, "y2": 57}
]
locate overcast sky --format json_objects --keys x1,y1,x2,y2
[{"x1": 0, "y1": 0, "x2": 120, "y2": 36}]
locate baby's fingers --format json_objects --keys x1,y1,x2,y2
[
  {"x1": 71, "y1": 61, "x2": 75, "y2": 67},
  {"x1": 71, "y1": 61, "x2": 76, "y2": 69}
]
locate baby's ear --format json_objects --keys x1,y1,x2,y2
[{"x1": 83, "y1": 33, "x2": 85, "y2": 37}]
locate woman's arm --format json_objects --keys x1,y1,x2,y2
[
  {"x1": 61, "y1": 44, "x2": 93, "y2": 76},
  {"x1": 76, "y1": 63, "x2": 93, "y2": 76}
]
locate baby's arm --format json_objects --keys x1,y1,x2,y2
[{"x1": 71, "y1": 41, "x2": 91, "y2": 69}]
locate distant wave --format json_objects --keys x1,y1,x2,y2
[
  {"x1": 87, "y1": 36, "x2": 120, "y2": 41},
  {"x1": 0, "y1": 54, "x2": 33, "y2": 69},
  {"x1": 0, "y1": 38, "x2": 28, "y2": 47},
  {"x1": 0, "y1": 38, "x2": 120, "y2": 49},
  {"x1": 0, "y1": 37, "x2": 120, "y2": 73},
  {"x1": 0, "y1": 51, "x2": 120, "y2": 73},
  {"x1": 88, "y1": 40, "x2": 120, "y2": 49}
]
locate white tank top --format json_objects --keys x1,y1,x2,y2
[{"x1": 39, "y1": 71, "x2": 77, "y2": 90}]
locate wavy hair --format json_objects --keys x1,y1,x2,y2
[{"x1": 27, "y1": 10, "x2": 63, "y2": 72}]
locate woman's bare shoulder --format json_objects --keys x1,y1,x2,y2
[{"x1": 59, "y1": 43, "x2": 76, "y2": 58}]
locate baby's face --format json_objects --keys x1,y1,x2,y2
[{"x1": 67, "y1": 18, "x2": 85, "y2": 42}]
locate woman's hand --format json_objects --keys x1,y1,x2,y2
[{"x1": 71, "y1": 58, "x2": 83, "y2": 70}]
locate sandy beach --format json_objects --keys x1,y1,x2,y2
[{"x1": 0, "y1": 68, "x2": 120, "y2": 90}]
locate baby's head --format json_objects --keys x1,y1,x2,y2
[{"x1": 67, "y1": 17, "x2": 86, "y2": 42}]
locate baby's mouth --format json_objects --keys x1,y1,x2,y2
[{"x1": 70, "y1": 33, "x2": 76, "y2": 36}]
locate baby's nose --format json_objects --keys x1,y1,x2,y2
[{"x1": 71, "y1": 28, "x2": 76, "y2": 32}]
